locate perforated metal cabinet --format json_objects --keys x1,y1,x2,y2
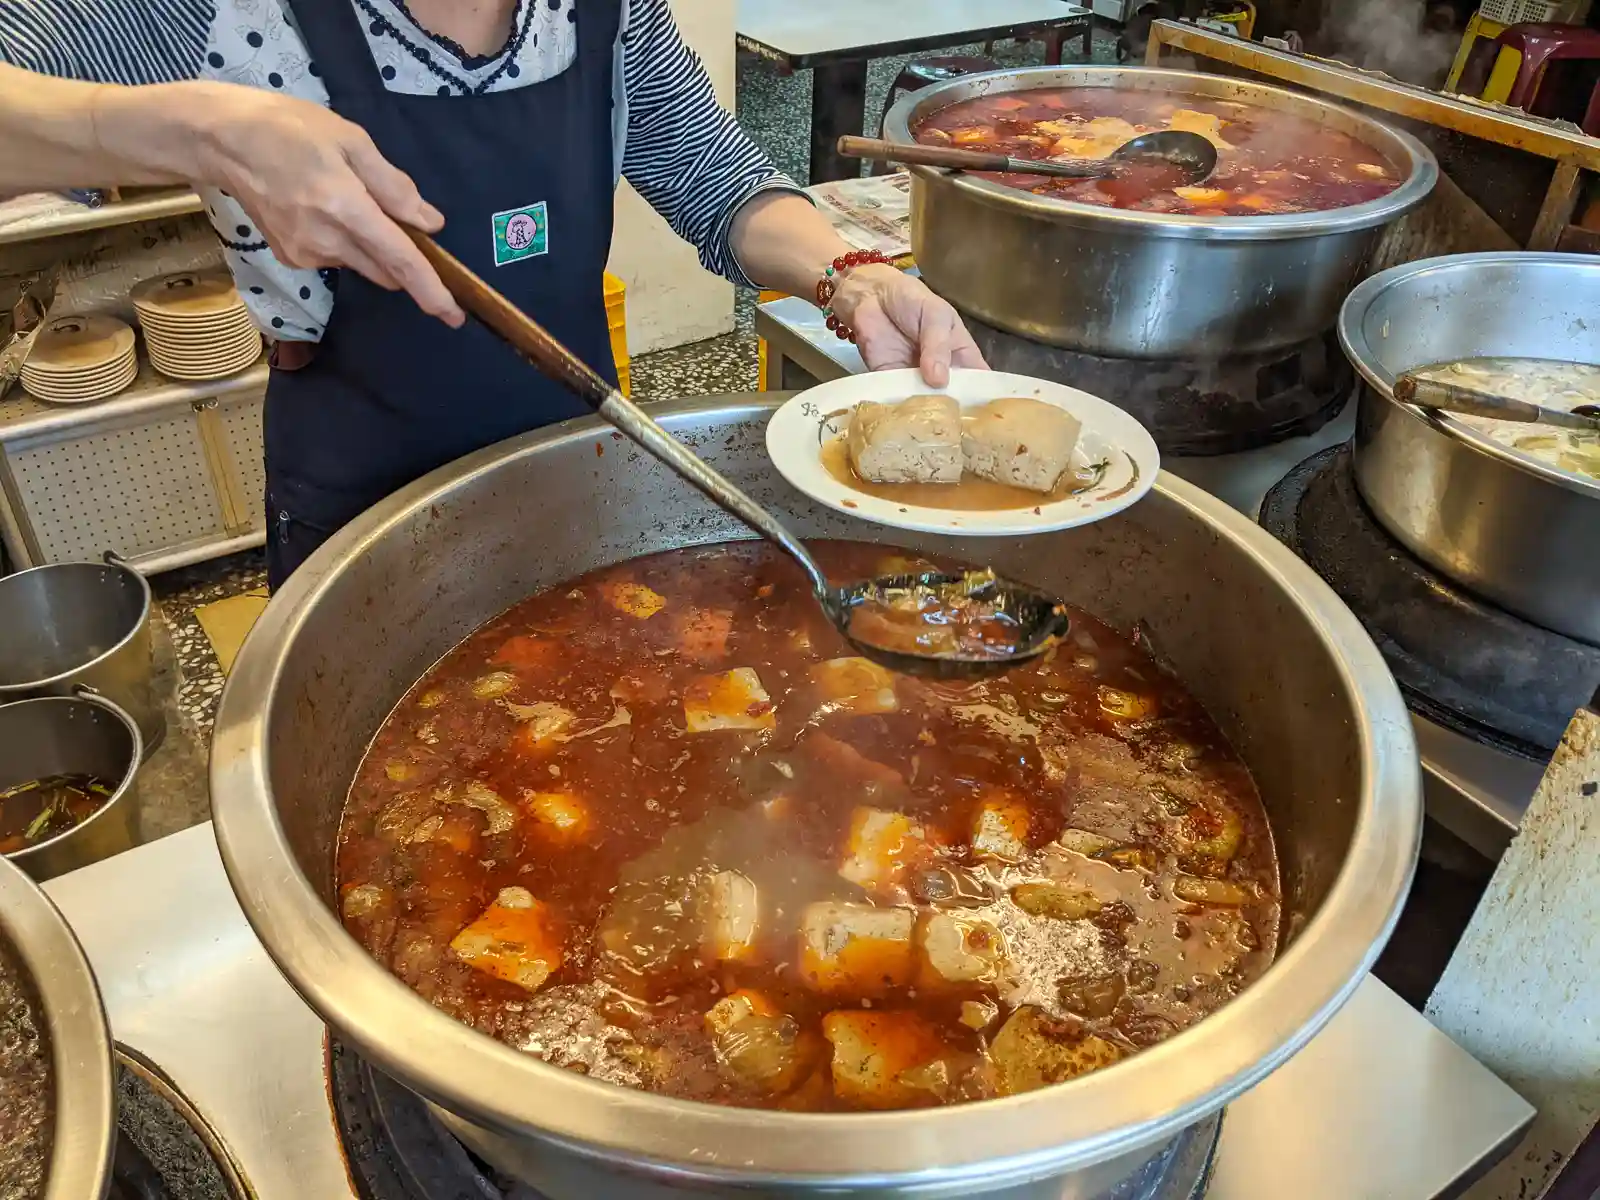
[{"x1": 0, "y1": 361, "x2": 268, "y2": 573}]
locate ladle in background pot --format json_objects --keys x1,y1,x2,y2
[
  {"x1": 406, "y1": 232, "x2": 1070, "y2": 677},
  {"x1": 836, "y1": 130, "x2": 1220, "y2": 185},
  {"x1": 1395, "y1": 372, "x2": 1600, "y2": 432}
]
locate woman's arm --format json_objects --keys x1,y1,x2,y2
[
  {"x1": 0, "y1": 62, "x2": 460, "y2": 323},
  {"x1": 729, "y1": 189, "x2": 986, "y2": 387}
]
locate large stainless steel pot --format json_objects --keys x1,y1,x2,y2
[
  {"x1": 0, "y1": 850, "x2": 116, "y2": 1200},
  {"x1": 883, "y1": 67, "x2": 1437, "y2": 359},
  {"x1": 1342, "y1": 252, "x2": 1600, "y2": 646},
  {"x1": 212, "y1": 397, "x2": 1422, "y2": 1199}
]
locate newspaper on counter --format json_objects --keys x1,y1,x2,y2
[{"x1": 804, "y1": 172, "x2": 913, "y2": 261}]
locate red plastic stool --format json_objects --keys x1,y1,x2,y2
[{"x1": 1494, "y1": 23, "x2": 1600, "y2": 134}]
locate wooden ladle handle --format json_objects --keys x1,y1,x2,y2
[{"x1": 837, "y1": 135, "x2": 1014, "y2": 174}]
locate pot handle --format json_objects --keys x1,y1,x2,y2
[
  {"x1": 102, "y1": 550, "x2": 128, "y2": 568},
  {"x1": 70, "y1": 684, "x2": 146, "y2": 766}
]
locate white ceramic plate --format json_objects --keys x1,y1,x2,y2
[{"x1": 765, "y1": 368, "x2": 1159, "y2": 536}]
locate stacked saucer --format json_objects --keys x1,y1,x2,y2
[
  {"x1": 20, "y1": 315, "x2": 138, "y2": 404},
  {"x1": 132, "y1": 272, "x2": 263, "y2": 381}
]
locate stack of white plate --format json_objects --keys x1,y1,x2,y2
[
  {"x1": 132, "y1": 272, "x2": 263, "y2": 381},
  {"x1": 20, "y1": 315, "x2": 138, "y2": 404}
]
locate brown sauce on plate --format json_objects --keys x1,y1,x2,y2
[{"x1": 336, "y1": 540, "x2": 1280, "y2": 1113}]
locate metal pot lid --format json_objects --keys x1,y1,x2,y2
[
  {"x1": 883, "y1": 66, "x2": 1438, "y2": 243},
  {"x1": 1340, "y1": 251, "x2": 1600, "y2": 503},
  {"x1": 0, "y1": 852, "x2": 116, "y2": 1200}
]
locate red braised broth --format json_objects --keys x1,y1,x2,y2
[
  {"x1": 913, "y1": 87, "x2": 1401, "y2": 215},
  {"x1": 336, "y1": 541, "x2": 1280, "y2": 1112}
]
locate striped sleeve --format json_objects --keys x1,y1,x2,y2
[
  {"x1": 0, "y1": 0, "x2": 213, "y2": 83},
  {"x1": 618, "y1": 0, "x2": 804, "y2": 289}
]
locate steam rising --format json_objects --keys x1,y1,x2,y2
[{"x1": 1321, "y1": 0, "x2": 1460, "y2": 88}]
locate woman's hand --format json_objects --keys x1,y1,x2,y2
[
  {"x1": 178, "y1": 84, "x2": 464, "y2": 325},
  {"x1": 828, "y1": 264, "x2": 987, "y2": 387}
]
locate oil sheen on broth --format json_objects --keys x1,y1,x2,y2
[
  {"x1": 337, "y1": 541, "x2": 1280, "y2": 1112},
  {"x1": 0, "y1": 934, "x2": 51, "y2": 1200},
  {"x1": 913, "y1": 87, "x2": 1400, "y2": 215}
]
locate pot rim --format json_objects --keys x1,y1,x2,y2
[
  {"x1": 211, "y1": 397, "x2": 1422, "y2": 1186},
  {"x1": 0, "y1": 691, "x2": 143, "y2": 869},
  {"x1": 882, "y1": 65, "x2": 1438, "y2": 243},
  {"x1": 1340, "y1": 250, "x2": 1600, "y2": 502},
  {"x1": 0, "y1": 851, "x2": 116, "y2": 1200},
  {"x1": 0, "y1": 558, "x2": 153, "y2": 694}
]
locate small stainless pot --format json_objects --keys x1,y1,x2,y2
[
  {"x1": 1341, "y1": 252, "x2": 1600, "y2": 646},
  {"x1": 0, "y1": 850, "x2": 116, "y2": 1199},
  {"x1": 0, "y1": 553, "x2": 165, "y2": 756},
  {"x1": 0, "y1": 688, "x2": 143, "y2": 881}
]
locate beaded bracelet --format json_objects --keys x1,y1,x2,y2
[{"x1": 815, "y1": 249, "x2": 895, "y2": 342}]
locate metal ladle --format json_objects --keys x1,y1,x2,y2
[
  {"x1": 837, "y1": 130, "x2": 1220, "y2": 185},
  {"x1": 407, "y1": 232, "x2": 1071, "y2": 677},
  {"x1": 1395, "y1": 373, "x2": 1600, "y2": 432}
]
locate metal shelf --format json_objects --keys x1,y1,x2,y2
[{"x1": 0, "y1": 188, "x2": 205, "y2": 247}]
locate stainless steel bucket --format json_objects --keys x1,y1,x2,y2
[
  {"x1": 0, "y1": 554, "x2": 164, "y2": 755},
  {"x1": 0, "y1": 689, "x2": 143, "y2": 881},
  {"x1": 212, "y1": 396, "x2": 1422, "y2": 1199}
]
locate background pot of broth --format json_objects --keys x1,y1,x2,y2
[
  {"x1": 883, "y1": 67, "x2": 1437, "y2": 360},
  {"x1": 210, "y1": 397, "x2": 1422, "y2": 1198},
  {"x1": 1343, "y1": 251, "x2": 1600, "y2": 648}
]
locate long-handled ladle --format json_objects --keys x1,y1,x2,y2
[
  {"x1": 407, "y1": 232, "x2": 1070, "y2": 677},
  {"x1": 1395, "y1": 373, "x2": 1600, "y2": 432},
  {"x1": 837, "y1": 130, "x2": 1220, "y2": 185}
]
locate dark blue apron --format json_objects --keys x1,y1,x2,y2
[{"x1": 268, "y1": 0, "x2": 620, "y2": 589}]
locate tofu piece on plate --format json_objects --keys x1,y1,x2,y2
[
  {"x1": 989, "y1": 1006, "x2": 1123, "y2": 1095},
  {"x1": 972, "y1": 790, "x2": 1031, "y2": 860},
  {"x1": 822, "y1": 1010, "x2": 951, "y2": 1108},
  {"x1": 961, "y1": 397, "x2": 1081, "y2": 495},
  {"x1": 838, "y1": 806, "x2": 928, "y2": 895},
  {"x1": 800, "y1": 902, "x2": 915, "y2": 993},
  {"x1": 810, "y1": 656, "x2": 898, "y2": 717},
  {"x1": 703, "y1": 869, "x2": 761, "y2": 961},
  {"x1": 449, "y1": 887, "x2": 563, "y2": 993},
  {"x1": 847, "y1": 395, "x2": 963, "y2": 484},
  {"x1": 918, "y1": 911, "x2": 1008, "y2": 986},
  {"x1": 683, "y1": 668, "x2": 776, "y2": 733}
]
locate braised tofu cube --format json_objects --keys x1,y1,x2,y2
[
  {"x1": 703, "y1": 869, "x2": 760, "y2": 962},
  {"x1": 838, "y1": 807, "x2": 928, "y2": 895},
  {"x1": 600, "y1": 580, "x2": 667, "y2": 619},
  {"x1": 800, "y1": 902, "x2": 915, "y2": 994},
  {"x1": 506, "y1": 701, "x2": 575, "y2": 757},
  {"x1": 811, "y1": 657, "x2": 899, "y2": 716},
  {"x1": 918, "y1": 911, "x2": 1008, "y2": 986},
  {"x1": 989, "y1": 1007, "x2": 1123, "y2": 1095},
  {"x1": 847, "y1": 395, "x2": 963, "y2": 484},
  {"x1": 972, "y1": 791, "x2": 1031, "y2": 860},
  {"x1": 449, "y1": 887, "x2": 563, "y2": 993},
  {"x1": 822, "y1": 1010, "x2": 951, "y2": 1109},
  {"x1": 525, "y1": 790, "x2": 591, "y2": 842},
  {"x1": 683, "y1": 668, "x2": 776, "y2": 733},
  {"x1": 672, "y1": 606, "x2": 734, "y2": 663}
]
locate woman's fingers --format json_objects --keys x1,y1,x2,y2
[
  {"x1": 916, "y1": 310, "x2": 954, "y2": 388},
  {"x1": 344, "y1": 131, "x2": 445, "y2": 232}
]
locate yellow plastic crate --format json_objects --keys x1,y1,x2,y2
[{"x1": 604, "y1": 273, "x2": 630, "y2": 397}]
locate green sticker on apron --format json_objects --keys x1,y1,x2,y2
[{"x1": 492, "y1": 202, "x2": 548, "y2": 266}]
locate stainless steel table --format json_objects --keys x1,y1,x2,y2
[{"x1": 736, "y1": 0, "x2": 1094, "y2": 183}]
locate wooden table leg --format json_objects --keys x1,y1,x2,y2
[{"x1": 809, "y1": 58, "x2": 870, "y2": 185}]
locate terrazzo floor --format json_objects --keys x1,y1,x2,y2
[{"x1": 155, "y1": 28, "x2": 1121, "y2": 736}]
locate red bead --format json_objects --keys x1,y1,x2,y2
[
  {"x1": 835, "y1": 325, "x2": 851, "y2": 340},
  {"x1": 848, "y1": 331, "x2": 858, "y2": 343},
  {"x1": 824, "y1": 314, "x2": 838, "y2": 331}
]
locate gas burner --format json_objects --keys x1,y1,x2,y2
[
  {"x1": 328, "y1": 1035, "x2": 1219, "y2": 1200},
  {"x1": 1260, "y1": 446, "x2": 1600, "y2": 756},
  {"x1": 110, "y1": 1045, "x2": 251, "y2": 1200},
  {"x1": 959, "y1": 316, "x2": 1350, "y2": 458},
  {"x1": 329, "y1": 1037, "x2": 550, "y2": 1200}
]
